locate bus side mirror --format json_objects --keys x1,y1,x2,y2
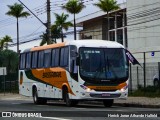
[{"x1": 76, "y1": 57, "x2": 80, "y2": 66}]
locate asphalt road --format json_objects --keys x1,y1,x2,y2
[{"x1": 0, "y1": 98, "x2": 160, "y2": 120}]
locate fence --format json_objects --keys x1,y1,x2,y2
[
  {"x1": 129, "y1": 50, "x2": 160, "y2": 92},
  {"x1": 0, "y1": 73, "x2": 18, "y2": 93}
]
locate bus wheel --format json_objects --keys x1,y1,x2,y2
[
  {"x1": 64, "y1": 89, "x2": 78, "y2": 107},
  {"x1": 103, "y1": 99, "x2": 114, "y2": 107},
  {"x1": 33, "y1": 87, "x2": 47, "y2": 105},
  {"x1": 33, "y1": 87, "x2": 40, "y2": 104}
]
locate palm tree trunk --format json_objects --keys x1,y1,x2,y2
[
  {"x1": 107, "y1": 12, "x2": 110, "y2": 40},
  {"x1": 61, "y1": 28, "x2": 64, "y2": 42},
  {"x1": 17, "y1": 17, "x2": 19, "y2": 53},
  {"x1": 74, "y1": 13, "x2": 76, "y2": 40}
]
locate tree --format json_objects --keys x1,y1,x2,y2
[
  {"x1": 39, "y1": 25, "x2": 61, "y2": 46},
  {"x1": 39, "y1": 32, "x2": 48, "y2": 46},
  {"x1": 62, "y1": 0, "x2": 85, "y2": 40},
  {"x1": 51, "y1": 24, "x2": 61, "y2": 43},
  {"x1": 0, "y1": 35, "x2": 12, "y2": 50},
  {"x1": 54, "y1": 13, "x2": 73, "y2": 42},
  {"x1": 94, "y1": 0, "x2": 119, "y2": 40},
  {"x1": 0, "y1": 49, "x2": 18, "y2": 73},
  {"x1": 6, "y1": 3, "x2": 30, "y2": 53}
]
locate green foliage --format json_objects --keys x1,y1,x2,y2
[
  {"x1": 62, "y1": 0, "x2": 85, "y2": 40},
  {"x1": 129, "y1": 86, "x2": 160, "y2": 98},
  {"x1": 62, "y1": 0, "x2": 85, "y2": 14},
  {"x1": 6, "y1": 3, "x2": 30, "y2": 18},
  {"x1": 94, "y1": 0, "x2": 119, "y2": 13},
  {"x1": 0, "y1": 49, "x2": 18, "y2": 73},
  {"x1": 6, "y1": 2, "x2": 30, "y2": 52},
  {"x1": 54, "y1": 13, "x2": 73, "y2": 42},
  {"x1": 40, "y1": 32, "x2": 48, "y2": 46},
  {"x1": 39, "y1": 25, "x2": 61, "y2": 46},
  {"x1": 0, "y1": 35, "x2": 12, "y2": 50}
]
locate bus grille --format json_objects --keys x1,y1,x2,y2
[{"x1": 90, "y1": 93, "x2": 121, "y2": 98}]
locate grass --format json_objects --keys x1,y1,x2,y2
[{"x1": 129, "y1": 85, "x2": 160, "y2": 98}]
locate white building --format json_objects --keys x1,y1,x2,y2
[{"x1": 127, "y1": 0, "x2": 160, "y2": 63}]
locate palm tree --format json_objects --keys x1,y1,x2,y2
[
  {"x1": 40, "y1": 32, "x2": 48, "y2": 46},
  {"x1": 0, "y1": 35, "x2": 12, "y2": 50},
  {"x1": 51, "y1": 24, "x2": 61, "y2": 43},
  {"x1": 2, "y1": 35, "x2": 12, "y2": 49},
  {"x1": 54, "y1": 13, "x2": 73, "y2": 42},
  {"x1": 40, "y1": 25, "x2": 61, "y2": 46},
  {"x1": 62, "y1": 0, "x2": 85, "y2": 40},
  {"x1": 6, "y1": 3, "x2": 30, "y2": 53},
  {"x1": 94, "y1": 0, "x2": 119, "y2": 40}
]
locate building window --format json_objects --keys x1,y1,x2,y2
[
  {"x1": 125, "y1": 28, "x2": 128, "y2": 48},
  {"x1": 109, "y1": 31, "x2": 115, "y2": 41},
  {"x1": 117, "y1": 29, "x2": 123, "y2": 45},
  {"x1": 109, "y1": 17, "x2": 115, "y2": 30},
  {"x1": 117, "y1": 16, "x2": 123, "y2": 28}
]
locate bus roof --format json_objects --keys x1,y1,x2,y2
[
  {"x1": 68, "y1": 40, "x2": 124, "y2": 49},
  {"x1": 22, "y1": 40, "x2": 124, "y2": 53}
]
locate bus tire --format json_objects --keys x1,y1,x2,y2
[
  {"x1": 63, "y1": 89, "x2": 78, "y2": 107},
  {"x1": 33, "y1": 87, "x2": 47, "y2": 105},
  {"x1": 103, "y1": 99, "x2": 114, "y2": 107}
]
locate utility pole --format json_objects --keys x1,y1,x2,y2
[
  {"x1": 18, "y1": 0, "x2": 52, "y2": 44},
  {"x1": 47, "y1": 0, "x2": 52, "y2": 44}
]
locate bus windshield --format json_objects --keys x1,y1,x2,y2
[{"x1": 79, "y1": 48, "x2": 129, "y2": 82}]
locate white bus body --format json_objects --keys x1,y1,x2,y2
[{"x1": 19, "y1": 40, "x2": 129, "y2": 107}]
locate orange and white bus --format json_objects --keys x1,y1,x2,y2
[{"x1": 19, "y1": 40, "x2": 130, "y2": 107}]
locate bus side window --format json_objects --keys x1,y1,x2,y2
[
  {"x1": 51, "y1": 48, "x2": 59, "y2": 67},
  {"x1": 38, "y1": 51, "x2": 44, "y2": 68},
  {"x1": 70, "y1": 45, "x2": 78, "y2": 73},
  {"x1": 64, "y1": 47, "x2": 69, "y2": 66},
  {"x1": 26, "y1": 52, "x2": 31, "y2": 69},
  {"x1": 44, "y1": 49, "x2": 51, "y2": 68},
  {"x1": 32, "y1": 51, "x2": 38, "y2": 68},
  {"x1": 20, "y1": 53, "x2": 26, "y2": 69},
  {"x1": 60, "y1": 47, "x2": 69, "y2": 67}
]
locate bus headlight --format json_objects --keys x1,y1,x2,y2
[
  {"x1": 120, "y1": 85, "x2": 128, "y2": 92},
  {"x1": 86, "y1": 88, "x2": 91, "y2": 92},
  {"x1": 80, "y1": 85, "x2": 92, "y2": 92}
]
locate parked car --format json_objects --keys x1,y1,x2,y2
[{"x1": 153, "y1": 73, "x2": 160, "y2": 87}]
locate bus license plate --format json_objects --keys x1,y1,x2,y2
[{"x1": 102, "y1": 93, "x2": 110, "y2": 97}]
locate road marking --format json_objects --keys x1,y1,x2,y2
[
  {"x1": 11, "y1": 103, "x2": 21, "y2": 105},
  {"x1": 75, "y1": 108, "x2": 86, "y2": 110},
  {"x1": 40, "y1": 117, "x2": 72, "y2": 120}
]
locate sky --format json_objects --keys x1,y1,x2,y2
[{"x1": 0, "y1": 0, "x2": 126, "y2": 51}]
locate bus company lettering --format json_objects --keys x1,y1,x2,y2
[{"x1": 42, "y1": 72, "x2": 61, "y2": 78}]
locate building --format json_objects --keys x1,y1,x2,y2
[
  {"x1": 76, "y1": 3, "x2": 127, "y2": 48},
  {"x1": 127, "y1": 0, "x2": 160, "y2": 63},
  {"x1": 75, "y1": 1, "x2": 160, "y2": 89}
]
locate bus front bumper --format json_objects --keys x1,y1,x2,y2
[{"x1": 79, "y1": 90, "x2": 128, "y2": 100}]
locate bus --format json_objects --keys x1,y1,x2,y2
[{"x1": 19, "y1": 40, "x2": 131, "y2": 107}]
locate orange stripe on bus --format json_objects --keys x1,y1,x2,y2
[
  {"x1": 31, "y1": 67, "x2": 75, "y2": 95},
  {"x1": 87, "y1": 82, "x2": 127, "y2": 91},
  {"x1": 31, "y1": 42, "x2": 66, "y2": 51}
]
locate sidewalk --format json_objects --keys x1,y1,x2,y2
[
  {"x1": 1, "y1": 93, "x2": 160, "y2": 108},
  {"x1": 0, "y1": 93, "x2": 31, "y2": 101},
  {"x1": 114, "y1": 97, "x2": 160, "y2": 108}
]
